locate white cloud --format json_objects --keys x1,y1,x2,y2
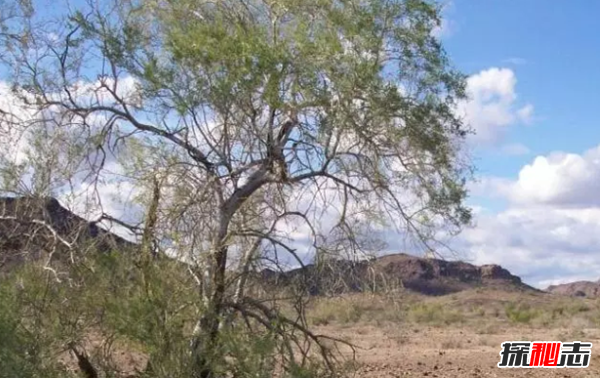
[
  {"x1": 0, "y1": 82, "x2": 39, "y2": 165},
  {"x1": 467, "y1": 68, "x2": 516, "y2": 101},
  {"x1": 500, "y1": 145, "x2": 600, "y2": 208},
  {"x1": 57, "y1": 160, "x2": 143, "y2": 241},
  {"x1": 460, "y1": 206, "x2": 600, "y2": 288},
  {"x1": 457, "y1": 68, "x2": 534, "y2": 145},
  {"x1": 517, "y1": 103, "x2": 534, "y2": 124},
  {"x1": 458, "y1": 144, "x2": 600, "y2": 288}
]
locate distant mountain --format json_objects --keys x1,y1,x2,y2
[
  {"x1": 262, "y1": 253, "x2": 538, "y2": 296},
  {"x1": 0, "y1": 196, "x2": 136, "y2": 269},
  {"x1": 0, "y1": 196, "x2": 539, "y2": 297},
  {"x1": 546, "y1": 280, "x2": 600, "y2": 298}
]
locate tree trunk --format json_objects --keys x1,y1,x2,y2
[
  {"x1": 190, "y1": 230, "x2": 229, "y2": 377},
  {"x1": 189, "y1": 169, "x2": 270, "y2": 377}
]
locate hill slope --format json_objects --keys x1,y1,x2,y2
[
  {"x1": 546, "y1": 279, "x2": 600, "y2": 297},
  {"x1": 0, "y1": 196, "x2": 538, "y2": 296},
  {"x1": 0, "y1": 196, "x2": 136, "y2": 268},
  {"x1": 264, "y1": 253, "x2": 538, "y2": 296}
]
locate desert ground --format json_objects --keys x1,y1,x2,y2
[
  {"x1": 306, "y1": 289, "x2": 600, "y2": 377},
  {"x1": 47, "y1": 277, "x2": 600, "y2": 377}
]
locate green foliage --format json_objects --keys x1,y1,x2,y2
[
  {"x1": 80, "y1": 252, "x2": 197, "y2": 375},
  {"x1": 504, "y1": 302, "x2": 538, "y2": 324},
  {"x1": 0, "y1": 252, "x2": 334, "y2": 377},
  {"x1": 83, "y1": 0, "x2": 473, "y2": 234},
  {"x1": 311, "y1": 300, "x2": 365, "y2": 325},
  {"x1": 407, "y1": 303, "x2": 464, "y2": 325},
  {"x1": 0, "y1": 0, "x2": 474, "y2": 375},
  {"x1": 0, "y1": 267, "x2": 74, "y2": 377},
  {"x1": 0, "y1": 253, "x2": 195, "y2": 376}
]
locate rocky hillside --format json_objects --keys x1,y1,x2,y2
[
  {"x1": 0, "y1": 196, "x2": 136, "y2": 269},
  {"x1": 546, "y1": 280, "x2": 600, "y2": 298},
  {"x1": 0, "y1": 196, "x2": 537, "y2": 296},
  {"x1": 262, "y1": 253, "x2": 537, "y2": 296}
]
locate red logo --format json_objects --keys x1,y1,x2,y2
[{"x1": 498, "y1": 341, "x2": 592, "y2": 368}]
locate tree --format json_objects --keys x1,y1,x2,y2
[{"x1": 0, "y1": 0, "x2": 472, "y2": 376}]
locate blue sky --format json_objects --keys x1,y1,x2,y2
[
  {"x1": 445, "y1": 0, "x2": 600, "y2": 171},
  {"x1": 423, "y1": 1, "x2": 600, "y2": 288},
  {"x1": 4, "y1": 0, "x2": 600, "y2": 288}
]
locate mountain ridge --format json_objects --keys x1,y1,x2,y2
[
  {"x1": 546, "y1": 279, "x2": 600, "y2": 298},
  {"x1": 0, "y1": 196, "x2": 548, "y2": 296},
  {"x1": 0, "y1": 196, "x2": 136, "y2": 269},
  {"x1": 261, "y1": 252, "x2": 540, "y2": 296}
]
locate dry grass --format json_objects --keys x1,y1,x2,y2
[
  {"x1": 306, "y1": 288, "x2": 600, "y2": 331},
  {"x1": 308, "y1": 293, "x2": 412, "y2": 326},
  {"x1": 298, "y1": 289, "x2": 600, "y2": 377}
]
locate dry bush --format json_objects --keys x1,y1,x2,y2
[
  {"x1": 308, "y1": 293, "x2": 410, "y2": 327},
  {"x1": 407, "y1": 303, "x2": 464, "y2": 326},
  {"x1": 0, "y1": 250, "x2": 344, "y2": 378}
]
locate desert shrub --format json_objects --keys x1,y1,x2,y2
[
  {"x1": 0, "y1": 251, "x2": 331, "y2": 378},
  {"x1": 408, "y1": 303, "x2": 464, "y2": 325},
  {"x1": 309, "y1": 294, "x2": 408, "y2": 326},
  {"x1": 567, "y1": 302, "x2": 591, "y2": 314},
  {"x1": 552, "y1": 305, "x2": 565, "y2": 318},
  {"x1": 505, "y1": 302, "x2": 538, "y2": 324},
  {"x1": 546, "y1": 300, "x2": 593, "y2": 321},
  {"x1": 0, "y1": 254, "x2": 190, "y2": 376},
  {"x1": 310, "y1": 299, "x2": 365, "y2": 325},
  {"x1": 0, "y1": 266, "x2": 75, "y2": 377}
]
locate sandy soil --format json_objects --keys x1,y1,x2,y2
[
  {"x1": 318, "y1": 323, "x2": 600, "y2": 377},
  {"x1": 58, "y1": 290, "x2": 600, "y2": 377}
]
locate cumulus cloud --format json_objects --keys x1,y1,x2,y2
[
  {"x1": 476, "y1": 144, "x2": 600, "y2": 208},
  {"x1": 0, "y1": 82, "x2": 39, "y2": 165},
  {"x1": 459, "y1": 144, "x2": 600, "y2": 288},
  {"x1": 57, "y1": 160, "x2": 143, "y2": 241},
  {"x1": 0, "y1": 78, "x2": 145, "y2": 239},
  {"x1": 459, "y1": 206, "x2": 600, "y2": 288},
  {"x1": 457, "y1": 68, "x2": 534, "y2": 145},
  {"x1": 511, "y1": 149, "x2": 600, "y2": 207}
]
